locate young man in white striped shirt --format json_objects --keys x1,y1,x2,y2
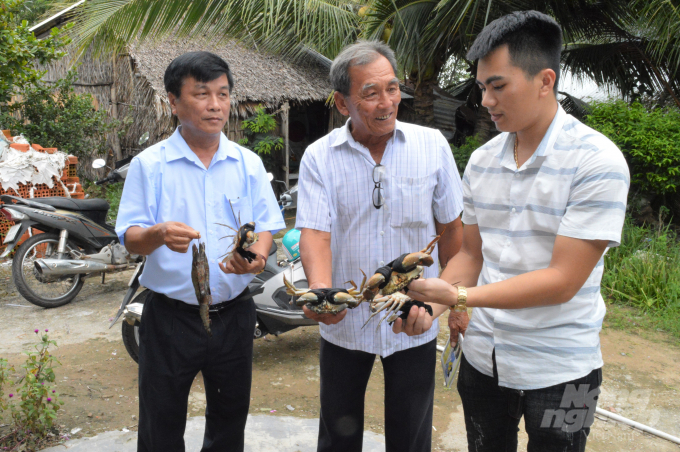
[
  {"x1": 296, "y1": 41, "x2": 464, "y2": 452},
  {"x1": 407, "y1": 11, "x2": 630, "y2": 451}
]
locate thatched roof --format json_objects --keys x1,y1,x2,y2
[{"x1": 131, "y1": 38, "x2": 331, "y2": 115}]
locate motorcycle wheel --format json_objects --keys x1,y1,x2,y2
[
  {"x1": 12, "y1": 232, "x2": 85, "y2": 308},
  {"x1": 121, "y1": 289, "x2": 149, "y2": 364}
]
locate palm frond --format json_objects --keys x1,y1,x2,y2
[
  {"x1": 558, "y1": 91, "x2": 591, "y2": 119},
  {"x1": 562, "y1": 39, "x2": 680, "y2": 103},
  {"x1": 635, "y1": 0, "x2": 680, "y2": 79},
  {"x1": 361, "y1": 0, "x2": 439, "y2": 75},
  {"x1": 68, "y1": 0, "x2": 362, "y2": 61}
]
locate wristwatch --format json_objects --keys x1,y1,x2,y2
[{"x1": 451, "y1": 286, "x2": 467, "y2": 312}]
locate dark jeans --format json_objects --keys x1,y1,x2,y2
[
  {"x1": 317, "y1": 337, "x2": 436, "y2": 452},
  {"x1": 137, "y1": 291, "x2": 256, "y2": 452},
  {"x1": 457, "y1": 352, "x2": 602, "y2": 452}
]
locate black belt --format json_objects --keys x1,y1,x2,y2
[{"x1": 156, "y1": 287, "x2": 252, "y2": 315}]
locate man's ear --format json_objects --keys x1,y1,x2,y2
[
  {"x1": 334, "y1": 91, "x2": 350, "y2": 116},
  {"x1": 168, "y1": 92, "x2": 178, "y2": 116},
  {"x1": 538, "y1": 68, "x2": 557, "y2": 99}
]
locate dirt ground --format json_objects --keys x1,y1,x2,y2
[{"x1": 0, "y1": 266, "x2": 679, "y2": 451}]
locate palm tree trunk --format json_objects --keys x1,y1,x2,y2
[{"x1": 411, "y1": 75, "x2": 438, "y2": 126}]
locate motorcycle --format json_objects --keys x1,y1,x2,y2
[
  {"x1": 0, "y1": 157, "x2": 140, "y2": 308},
  {"x1": 278, "y1": 182, "x2": 298, "y2": 211},
  {"x1": 112, "y1": 180, "x2": 314, "y2": 363}
]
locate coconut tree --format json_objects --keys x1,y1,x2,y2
[
  {"x1": 66, "y1": 0, "x2": 680, "y2": 126},
  {"x1": 362, "y1": 0, "x2": 680, "y2": 123}
]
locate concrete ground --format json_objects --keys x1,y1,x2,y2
[{"x1": 41, "y1": 415, "x2": 386, "y2": 452}]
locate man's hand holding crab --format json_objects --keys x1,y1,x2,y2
[
  {"x1": 219, "y1": 238, "x2": 269, "y2": 275},
  {"x1": 398, "y1": 278, "x2": 469, "y2": 343}
]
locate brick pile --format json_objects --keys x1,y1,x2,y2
[{"x1": 0, "y1": 129, "x2": 84, "y2": 248}]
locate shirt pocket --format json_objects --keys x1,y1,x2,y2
[
  {"x1": 389, "y1": 175, "x2": 433, "y2": 228},
  {"x1": 224, "y1": 195, "x2": 254, "y2": 230}
]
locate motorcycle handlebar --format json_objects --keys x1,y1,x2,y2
[{"x1": 95, "y1": 176, "x2": 114, "y2": 185}]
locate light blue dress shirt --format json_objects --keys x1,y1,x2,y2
[{"x1": 116, "y1": 127, "x2": 286, "y2": 305}]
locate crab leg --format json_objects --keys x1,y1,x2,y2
[
  {"x1": 385, "y1": 302, "x2": 410, "y2": 324},
  {"x1": 215, "y1": 223, "x2": 237, "y2": 232},
  {"x1": 420, "y1": 225, "x2": 447, "y2": 254},
  {"x1": 283, "y1": 274, "x2": 310, "y2": 297},
  {"x1": 361, "y1": 296, "x2": 396, "y2": 328},
  {"x1": 376, "y1": 299, "x2": 409, "y2": 330}
]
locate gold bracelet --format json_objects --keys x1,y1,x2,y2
[{"x1": 450, "y1": 286, "x2": 467, "y2": 312}]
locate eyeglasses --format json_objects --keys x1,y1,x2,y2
[{"x1": 372, "y1": 164, "x2": 386, "y2": 209}]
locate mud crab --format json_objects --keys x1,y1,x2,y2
[
  {"x1": 219, "y1": 200, "x2": 259, "y2": 265},
  {"x1": 361, "y1": 231, "x2": 444, "y2": 303},
  {"x1": 191, "y1": 241, "x2": 213, "y2": 336},
  {"x1": 283, "y1": 270, "x2": 366, "y2": 315},
  {"x1": 361, "y1": 231, "x2": 444, "y2": 329}
]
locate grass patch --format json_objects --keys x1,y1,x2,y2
[{"x1": 602, "y1": 219, "x2": 680, "y2": 338}]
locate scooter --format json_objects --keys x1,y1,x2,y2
[{"x1": 0, "y1": 158, "x2": 141, "y2": 308}]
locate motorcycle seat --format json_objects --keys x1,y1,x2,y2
[
  {"x1": 34, "y1": 197, "x2": 110, "y2": 212},
  {"x1": 269, "y1": 241, "x2": 277, "y2": 256}
]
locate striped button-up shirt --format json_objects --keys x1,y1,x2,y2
[
  {"x1": 296, "y1": 119, "x2": 464, "y2": 357},
  {"x1": 462, "y1": 105, "x2": 629, "y2": 389}
]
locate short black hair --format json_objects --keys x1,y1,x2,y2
[
  {"x1": 164, "y1": 51, "x2": 234, "y2": 98},
  {"x1": 466, "y1": 11, "x2": 562, "y2": 94}
]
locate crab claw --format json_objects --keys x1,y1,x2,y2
[
  {"x1": 332, "y1": 292, "x2": 360, "y2": 308},
  {"x1": 401, "y1": 252, "x2": 434, "y2": 269},
  {"x1": 366, "y1": 273, "x2": 385, "y2": 290},
  {"x1": 296, "y1": 292, "x2": 321, "y2": 307}
]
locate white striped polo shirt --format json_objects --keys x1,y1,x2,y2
[
  {"x1": 462, "y1": 105, "x2": 629, "y2": 390},
  {"x1": 296, "y1": 119, "x2": 464, "y2": 357}
]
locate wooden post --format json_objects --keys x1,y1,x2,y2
[
  {"x1": 110, "y1": 56, "x2": 123, "y2": 161},
  {"x1": 282, "y1": 102, "x2": 290, "y2": 189}
]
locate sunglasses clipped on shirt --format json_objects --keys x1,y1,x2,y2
[{"x1": 373, "y1": 164, "x2": 386, "y2": 209}]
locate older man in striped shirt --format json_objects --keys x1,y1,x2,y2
[
  {"x1": 408, "y1": 11, "x2": 630, "y2": 452},
  {"x1": 296, "y1": 41, "x2": 464, "y2": 452}
]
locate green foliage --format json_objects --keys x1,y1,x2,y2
[
  {"x1": 584, "y1": 100, "x2": 680, "y2": 196},
  {"x1": 438, "y1": 57, "x2": 470, "y2": 90},
  {"x1": 0, "y1": 0, "x2": 69, "y2": 104},
  {"x1": 239, "y1": 106, "x2": 283, "y2": 173},
  {"x1": 104, "y1": 182, "x2": 123, "y2": 224},
  {"x1": 252, "y1": 135, "x2": 284, "y2": 156},
  {"x1": 13, "y1": 0, "x2": 51, "y2": 25},
  {"x1": 241, "y1": 107, "x2": 279, "y2": 135},
  {"x1": 450, "y1": 134, "x2": 481, "y2": 176},
  {"x1": 602, "y1": 218, "x2": 680, "y2": 317},
  {"x1": 81, "y1": 180, "x2": 123, "y2": 224},
  {"x1": 0, "y1": 70, "x2": 121, "y2": 159},
  {"x1": 0, "y1": 331, "x2": 64, "y2": 448}
]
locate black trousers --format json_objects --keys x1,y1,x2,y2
[
  {"x1": 137, "y1": 291, "x2": 256, "y2": 452},
  {"x1": 317, "y1": 337, "x2": 436, "y2": 452},
  {"x1": 457, "y1": 352, "x2": 602, "y2": 452}
]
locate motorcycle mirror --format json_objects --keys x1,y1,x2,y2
[
  {"x1": 92, "y1": 159, "x2": 106, "y2": 169},
  {"x1": 267, "y1": 172, "x2": 274, "y2": 182},
  {"x1": 139, "y1": 132, "x2": 150, "y2": 146}
]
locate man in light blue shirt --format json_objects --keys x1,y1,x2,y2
[{"x1": 116, "y1": 51, "x2": 285, "y2": 452}]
